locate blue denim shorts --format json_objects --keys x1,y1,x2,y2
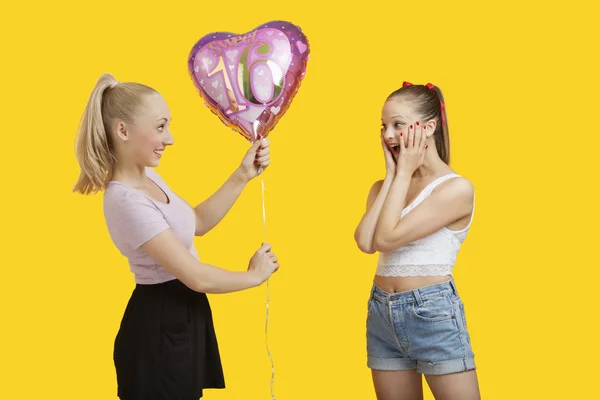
[{"x1": 366, "y1": 278, "x2": 476, "y2": 375}]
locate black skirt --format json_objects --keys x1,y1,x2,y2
[{"x1": 113, "y1": 279, "x2": 225, "y2": 400}]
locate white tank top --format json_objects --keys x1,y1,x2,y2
[{"x1": 376, "y1": 173, "x2": 475, "y2": 277}]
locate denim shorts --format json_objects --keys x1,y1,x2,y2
[{"x1": 366, "y1": 278, "x2": 476, "y2": 375}]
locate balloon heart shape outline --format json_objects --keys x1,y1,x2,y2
[{"x1": 188, "y1": 20, "x2": 310, "y2": 142}]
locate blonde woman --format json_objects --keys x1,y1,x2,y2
[{"x1": 73, "y1": 73, "x2": 280, "y2": 399}]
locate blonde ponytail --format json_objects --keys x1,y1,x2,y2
[{"x1": 72, "y1": 73, "x2": 157, "y2": 194}]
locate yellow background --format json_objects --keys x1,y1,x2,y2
[{"x1": 1, "y1": 0, "x2": 598, "y2": 399}]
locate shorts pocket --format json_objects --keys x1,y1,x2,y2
[
  {"x1": 367, "y1": 296, "x2": 376, "y2": 317},
  {"x1": 160, "y1": 322, "x2": 194, "y2": 394},
  {"x1": 410, "y1": 294, "x2": 455, "y2": 322}
]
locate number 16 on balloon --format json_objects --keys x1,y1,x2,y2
[{"x1": 188, "y1": 21, "x2": 310, "y2": 142}]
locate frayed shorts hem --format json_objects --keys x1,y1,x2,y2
[{"x1": 368, "y1": 356, "x2": 476, "y2": 375}]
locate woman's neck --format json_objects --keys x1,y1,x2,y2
[
  {"x1": 412, "y1": 149, "x2": 451, "y2": 179},
  {"x1": 111, "y1": 161, "x2": 148, "y2": 188}
]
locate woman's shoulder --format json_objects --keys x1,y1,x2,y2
[
  {"x1": 432, "y1": 171, "x2": 474, "y2": 201},
  {"x1": 104, "y1": 167, "x2": 167, "y2": 199},
  {"x1": 447, "y1": 170, "x2": 474, "y2": 189},
  {"x1": 103, "y1": 181, "x2": 157, "y2": 214},
  {"x1": 104, "y1": 179, "x2": 142, "y2": 199}
]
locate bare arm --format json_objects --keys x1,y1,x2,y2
[
  {"x1": 194, "y1": 169, "x2": 248, "y2": 236},
  {"x1": 354, "y1": 177, "x2": 394, "y2": 254},
  {"x1": 354, "y1": 133, "x2": 398, "y2": 254},
  {"x1": 140, "y1": 229, "x2": 279, "y2": 294},
  {"x1": 374, "y1": 176, "x2": 474, "y2": 252},
  {"x1": 194, "y1": 139, "x2": 270, "y2": 236}
]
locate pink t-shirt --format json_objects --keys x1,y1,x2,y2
[{"x1": 103, "y1": 167, "x2": 199, "y2": 284}]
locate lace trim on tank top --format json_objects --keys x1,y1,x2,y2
[{"x1": 376, "y1": 264, "x2": 453, "y2": 277}]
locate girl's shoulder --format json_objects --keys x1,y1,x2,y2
[{"x1": 429, "y1": 171, "x2": 474, "y2": 202}]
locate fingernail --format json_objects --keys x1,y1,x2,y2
[
  {"x1": 426, "y1": 145, "x2": 429, "y2": 149},
  {"x1": 410, "y1": 125, "x2": 413, "y2": 129},
  {"x1": 424, "y1": 126, "x2": 426, "y2": 130},
  {"x1": 416, "y1": 121, "x2": 419, "y2": 126},
  {"x1": 400, "y1": 133, "x2": 403, "y2": 136}
]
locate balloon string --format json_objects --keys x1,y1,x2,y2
[
  {"x1": 261, "y1": 174, "x2": 267, "y2": 244},
  {"x1": 261, "y1": 173, "x2": 276, "y2": 400}
]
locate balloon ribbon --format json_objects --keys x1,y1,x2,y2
[{"x1": 261, "y1": 172, "x2": 276, "y2": 400}]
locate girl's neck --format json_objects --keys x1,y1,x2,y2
[{"x1": 412, "y1": 150, "x2": 451, "y2": 179}]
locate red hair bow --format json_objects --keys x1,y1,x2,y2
[
  {"x1": 402, "y1": 81, "x2": 446, "y2": 124},
  {"x1": 425, "y1": 82, "x2": 446, "y2": 124}
]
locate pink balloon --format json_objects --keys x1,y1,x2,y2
[{"x1": 188, "y1": 21, "x2": 310, "y2": 141}]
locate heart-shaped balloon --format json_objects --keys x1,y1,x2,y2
[{"x1": 188, "y1": 21, "x2": 310, "y2": 141}]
